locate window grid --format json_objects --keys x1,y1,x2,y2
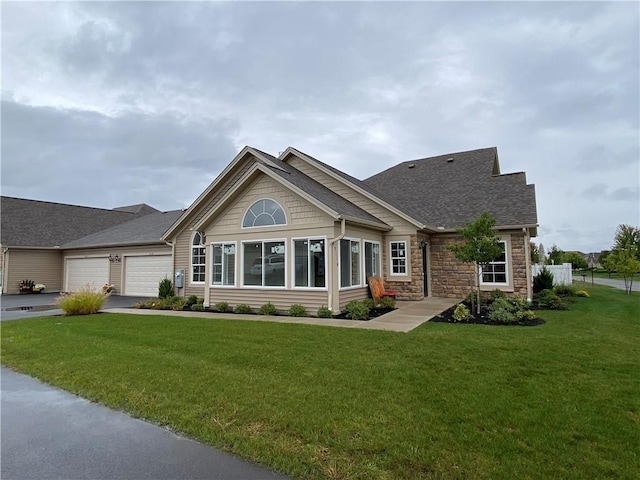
[
  {"x1": 390, "y1": 241, "x2": 407, "y2": 275},
  {"x1": 211, "y1": 243, "x2": 236, "y2": 286},
  {"x1": 191, "y1": 232, "x2": 206, "y2": 283},
  {"x1": 242, "y1": 199, "x2": 286, "y2": 228},
  {"x1": 481, "y1": 241, "x2": 508, "y2": 285}
]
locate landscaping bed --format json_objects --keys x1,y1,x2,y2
[{"x1": 432, "y1": 303, "x2": 545, "y2": 326}]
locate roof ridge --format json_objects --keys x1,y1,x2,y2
[{"x1": 1, "y1": 196, "x2": 135, "y2": 214}]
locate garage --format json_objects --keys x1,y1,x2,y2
[
  {"x1": 123, "y1": 255, "x2": 173, "y2": 296},
  {"x1": 66, "y1": 257, "x2": 109, "y2": 293}
]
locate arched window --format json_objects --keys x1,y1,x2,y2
[
  {"x1": 242, "y1": 199, "x2": 286, "y2": 228},
  {"x1": 191, "y1": 232, "x2": 206, "y2": 283}
]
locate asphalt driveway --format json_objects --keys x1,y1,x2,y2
[{"x1": 1, "y1": 367, "x2": 288, "y2": 480}]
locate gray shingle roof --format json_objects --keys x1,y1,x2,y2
[
  {"x1": 0, "y1": 196, "x2": 148, "y2": 247},
  {"x1": 62, "y1": 209, "x2": 185, "y2": 249},
  {"x1": 112, "y1": 203, "x2": 159, "y2": 215},
  {"x1": 363, "y1": 147, "x2": 538, "y2": 229},
  {"x1": 252, "y1": 148, "x2": 389, "y2": 227}
]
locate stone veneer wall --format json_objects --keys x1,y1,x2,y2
[
  {"x1": 429, "y1": 231, "x2": 529, "y2": 299},
  {"x1": 382, "y1": 234, "x2": 426, "y2": 301}
]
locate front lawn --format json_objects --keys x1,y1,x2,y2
[{"x1": 2, "y1": 285, "x2": 638, "y2": 479}]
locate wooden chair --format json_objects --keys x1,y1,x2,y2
[{"x1": 367, "y1": 276, "x2": 397, "y2": 304}]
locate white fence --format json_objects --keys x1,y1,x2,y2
[{"x1": 532, "y1": 263, "x2": 573, "y2": 285}]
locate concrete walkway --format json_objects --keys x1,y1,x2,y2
[{"x1": 107, "y1": 296, "x2": 459, "y2": 333}]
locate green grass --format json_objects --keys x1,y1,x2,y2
[{"x1": 2, "y1": 285, "x2": 639, "y2": 479}]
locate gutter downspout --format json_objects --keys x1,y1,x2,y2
[{"x1": 328, "y1": 219, "x2": 346, "y2": 313}]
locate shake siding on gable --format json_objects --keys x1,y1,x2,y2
[
  {"x1": 5, "y1": 249, "x2": 63, "y2": 294},
  {"x1": 286, "y1": 157, "x2": 416, "y2": 233}
]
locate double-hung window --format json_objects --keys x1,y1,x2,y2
[
  {"x1": 294, "y1": 239, "x2": 326, "y2": 288},
  {"x1": 364, "y1": 241, "x2": 381, "y2": 280},
  {"x1": 211, "y1": 243, "x2": 236, "y2": 286},
  {"x1": 191, "y1": 232, "x2": 206, "y2": 283},
  {"x1": 390, "y1": 241, "x2": 407, "y2": 275},
  {"x1": 481, "y1": 241, "x2": 508, "y2": 285},
  {"x1": 340, "y1": 239, "x2": 361, "y2": 288}
]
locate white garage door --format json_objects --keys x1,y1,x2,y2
[
  {"x1": 66, "y1": 257, "x2": 109, "y2": 293},
  {"x1": 124, "y1": 255, "x2": 173, "y2": 297}
]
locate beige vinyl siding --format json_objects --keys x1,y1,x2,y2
[
  {"x1": 287, "y1": 157, "x2": 417, "y2": 233},
  {"x1": 5, "y1": 249, "x2": 63, "y2": 294},
  {"x1": 209, "y1": 288, "x2": 328, "y2": 313},
  {"x1": 209, "y1": 175, "x2": 330, "y2": 234},
  {"x1": 63, "y1": 244, "x2": 171, "y2": 295},
  {"x1": 338, "y1": 287, "x2": 369, "y2": 310}
]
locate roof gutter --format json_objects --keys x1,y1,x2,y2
[
  {"x1": 337, "y1": 215, "x2": 392, "y2": 232},
  {"x1": 328, "y1": 218, "x2": 346, "y2": 313}
]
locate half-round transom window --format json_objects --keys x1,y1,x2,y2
[{"x1": 243, "y1": 199, "x2": 286, "y2": 228}]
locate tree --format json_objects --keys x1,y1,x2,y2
[
  {"x1": 564, "y1": 252, "x2": 588, "y2": 270},
  {"x1": 530, "y1": 242, "x2": 540, "y2": 264},
  {"x1": 448, "y1": 212, "x2": 503, "y2": 314},
  {"x1": 606, "y1": 224, "x2": 640, "y2": 294},
  {"x1": 538, "y1": 242, "x2": 546, "y2": 265},
  {"x1": 599, "y1": 250, "x2": 611, "y2": 275},
  {"x1": 546, "y1": 245, "x2": 565, "y2": 265}
]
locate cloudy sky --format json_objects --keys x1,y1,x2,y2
[{"x1": 2, "y1": 1, "x2": 638, "y2": 253}]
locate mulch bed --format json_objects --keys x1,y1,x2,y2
[
  {"x1": 431, "y1": 304, "x2": 545, "y2": 327},
  {"x1": 332, "y1": 307, "x2": 396, "y2": 321}
]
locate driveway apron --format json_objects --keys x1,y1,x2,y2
[{"x1": 1, "y1": 367, "x2": 288, "y2": 480}]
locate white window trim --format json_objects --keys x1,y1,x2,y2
[
  {"x1": 291, "y1": 236, "x2": 328, "y2": 291},
  {"x1": 363, "y1": 239, "x2": 381, "y2": 282},
  {"x1": 480, "y1": 240, "x2": 509, "y2": 286},
  {"x1": 190, "y1": 231, "x2": 206, "y2": 284},
  {"x1": 210, "y1": 241, "x2": 237, "y2": 288},
  {"x1": 241, "y1": 198, "x2": 287, "y2": 229},
  {"x1": 389, "y1": 240, "x2": 408, "y2": 276},
  {"x1": 240, "y1": 238, "x2": 288, "y2": 289},
  {"x1": 339, "y1": 237, "x2": 363, "y2": 290}
]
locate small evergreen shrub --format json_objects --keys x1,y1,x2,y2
[
  {"x1": 289, "y1": 304, "x2": 308, "y2": 317},
  {"x1": 171, "y1": 297, "x2": 186, "y2": 311},
  {"x1": 57, "y1": 289, "x2": 107, "y2": 316},
  {"x1": 380, "y1": 296, "x2": 396, "y2": 309},
  {"x1": 489, "y1": 307, "x2": 516, "y2": 323},
  {"x1": 575, "y1": 290, "x2": 590, "y2": 298},
  {"x1": 363, "y1": 298, "x2": 376, "y2": 311},
  {"x1": 185, "y1": 295, "x2": 199, "y2": 307},
  {"x1": 533, "y1": 266, "x2": 554, "y2": 293},
  {"x1": 344, "y1": 300, "x2": 371, "y2": 320},
  {"x1": 258, "y1": 302, "x2": 278, "y2": 316},
  {"x1": 490, "y1": 289, "x2": 506, "y2": 302},
  {"x1": 156, "y1": 297, "x2": 177, "y2": 310},
  {"x1": 190, "y1": 302, "x2": 204, "y2": 311},
  {"x1": 516, "y1": 309, "x2": 537, "y2": 321},
  {"x1": 554, "y1": 284, "x2": 576, "y2": 297},
  {"x1": 452, "y1": 303, "x2": 472, "y2": 322},
  {"x1": 234, "y1": 304, "x2": 252, "y2": 314},
  {"x1": 533, "y1": 289, "x2": 566, "y2": 310},
  {"x1": 215, "y1": 301, "x2": 230, "y2": 313},
  {"x1": 158, "y1": 278, "x2": 175, "y2": 299},
  {"x1": 317, "y1": 305, "x2": 332, "y2": 318}
]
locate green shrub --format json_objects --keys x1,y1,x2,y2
[
  {"x1": 533, "y1": 266, "x2": 554, "y2": 293},
  {"x1": 363, "y1": 298, "x2": 376, "y2": 311},
  {"x1": 380, "y1": 296, "x2": 396, "y2": 309},
  {"x1": 554, "y1": 284, "x2": 576, "y2": 297},
  {"x1": 289, "y1": 304, "x2": 308, "y2": 317},
  {"x1": 575, "y1": 290, "x2": 590, "y2": 298},
  {"x1": 190, "y1": 303, "x2": 205, "y2": 312},
  {"x1": 344, "y1": 300, "x2": 371, "y2": 320},
  {"x1": 316, "y1": 305, "x2": 332, "y2": 318},
  {"x1": 258, "y1": 302, "x2": 278, "y2": 316},
  {"x1": 134, "y1": 299, "x2": 156, "y2": 309},
  {"x1": 185, "y1": 295, "x2": 199, "y2": 307},
  {"x1": 215, "y1": 301, "x2": 230, "y2": 313},
  {"x1": 452, "y1": 303, "x2": 472, "y2": 322},
  {"x1": 234, "y1": 304, "x2": 252, "y2": 314},
  {"x1": 155, "y1": 297, "x2": 177, "y2": 310},
  {"x1": 56, "y1": 289, "x2": 107, "y2": 316},
  {"x1": 171, "y1": 297, "x2": 186, "y2": 311},
  {"x1": 158, "y1": 278, "x2": 175, "y2": 299},
  {"x1": 489, "y1": 307, "x2": 516, "y2": 323},
  {"x1": 533, "y1": 289, "x2": 566, "y2": 310},
  {"x1": 490, "y1": 289, "x2": 506, "y2": 302},
  {"x1": 516, "y1": 309, "x2": 537, "y2": 321}
]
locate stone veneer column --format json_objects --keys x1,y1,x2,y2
[{"x1": 383, "y1": 235, "x2": 425, "y2": 301}]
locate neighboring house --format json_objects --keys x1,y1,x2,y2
[
  {"x1": 162, "y1": 146, "x2": 538, "y2": 312},
  {"x1": 0, "y1": 196, "x2": 182, "y2": 295}
]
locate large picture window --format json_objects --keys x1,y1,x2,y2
[
  {"x1": 294, "y1": 239, "x2": 326, "y2": 288},
  {"x1": 242, "y1": 199, "x2": 286, "y2": 228},
  {"x1": 211, "y1": 243, "x2": 236, "y2": 286},
  {"x1": 364, "y1": 241, "x2": 380, "y2": 281},
  {"x1": 340, "y1": 239, "x2": 361, "y2": 288},
  {"x1": 481, "y1": 241, "x2": 508, "y2": 285},
  {"x1": 390, "y1": 241, "x2": 407, "y2": 275},
  {"x1": 243, "y1": 241, "x2": 285, "y2": 287},
  {"x1": 191, "y1": 232, "x2": 206, "y2": 283}
]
